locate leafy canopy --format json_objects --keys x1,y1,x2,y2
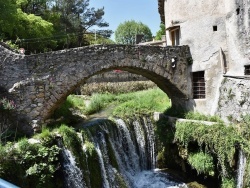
[
  {"x1": 1, "y1": 0, "x2": 112, "y2": 53},
  {"x1": 115, "y1": 20, "x2": 152, "y2": 45}
]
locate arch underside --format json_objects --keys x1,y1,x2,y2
[{"x1": 45, "y1": 65, "x2": 187, "y2": 120}]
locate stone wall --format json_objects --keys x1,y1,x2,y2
[
  {"x1": 225, "y1": 0, "x2": 250, "y2": 75},
  {"x1": 216, "y1": 77, "x2": 250, "y2": 122},
  {"x1": 85, "y1": 71, "x2": 147, "y2": 83}
]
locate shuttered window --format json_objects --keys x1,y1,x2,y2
[
  {"x1": 193, "y1": 71, "x2": 205, "y2": 99},
  {"x1": 245, "y1": 65, "x2": 250, "y2": 75},
  {"x1": 169, "y1": 26, "x2": 180, "y2": 46}
]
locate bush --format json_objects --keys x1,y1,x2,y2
[
  {"x1": 0, "y1": 137, "x2": 60, "y2": 187},
  {"x1": 188, "y1": 152, "x2": 215, "y2": 176}
]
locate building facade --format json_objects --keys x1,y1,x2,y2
[{"x1": 158, "y1": 0, "x2": 250, "y2": 117}]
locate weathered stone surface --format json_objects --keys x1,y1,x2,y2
[
  {"x1": 0, "y1": 43, "x2": 192, "y2": 132},
  {"x1": 216, "y1": 77, "x2": 250, "y2": 122}
]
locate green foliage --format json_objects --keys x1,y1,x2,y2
[
  {"x1": 4, "y1": 41, "x2": 19, "y2": 51},
  {"x1": 0, "y1": 98, "x2": 16, "y2": 111},
  {"x1": 82, "y1": 88, "x2": 170, "y2": 117},
  {"x1": 175, "y1": 122, "x2": 237, "y2": 176},
  {"x1": 1, "y1": 0, "x2": 112, "y2": 53},
  {"x1": 112, "y1": 88, "x2": 170, "y2": 117},
  {"x1": 0, "y1": 137, "x2": 60, "y2": 187},
  {"x1": 155, "y1": 116, "x2": 175, "y2": 145},
  {"x1": 34, "y1": 127, "x2": 54, "y2": 144},
  {"x1": 84, "y1": 33, "x2": 115, "y2": 45},
  {"x1": 58, "y1": 124, "x2": 82, "y2": 156},
  {"x1": 184, "y1": 111, "x2": 223, "y2": 123},
  {"x1": 115, "y1": 20, "x2": 152, "y2": 44},
  {"x1": 187, "y1": 152, "x2": 215, "y2": 176},
  {"x1": 84, "y1": 93, "x2": 115, "y2": 115},
  {"x1": 221, "y1": 178, "x2": 236, "y2": 188},
  {"x1": 53, "y1": 95, "x2": 86, "y2": 123},
  {"x1": 0, "y1": 0, "x2": 17, "y2": 36},
  {"x1": 155, "y1": 23, "x2": 165, "y2": 40}
]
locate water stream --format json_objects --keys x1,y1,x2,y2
[
  {"x1": 237, "y1": 149, "x2": 246, "y2": 188},
  {"x1": 60, "y1": 117, "x2": 187, "y2": 188},
  {"x1": 58, "y1": 139, "x2": 85, "y2": 188}
]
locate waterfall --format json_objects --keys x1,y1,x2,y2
[
  {"x1": 237, "y1": 149, "x2": 246, "y2": 188},
  {"x1": 95, "y1": 139, "x2": 110, "y2": 188},
  {"x1": 59, "y1": 117, "x2": 187, "y2": 188},
  {"x1": 58, "y1": 139, "x2": 85, "y2": 188}
]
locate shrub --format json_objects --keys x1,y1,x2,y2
[{"x1": 187, "y1": 152, "x2": 215, "y2": 176}]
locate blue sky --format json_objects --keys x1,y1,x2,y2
[{"x1": 89, "y1": 0, "x2": 161, "y2": 40}]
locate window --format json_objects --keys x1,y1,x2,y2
[
  {"x1": 213, "y1": 26, "x2": 217, "y2": 31},
  {"x1": 236, "y1": 7, "x2": 240, "y2": 15},
  {"x1": 193, "y1": 71, "x2": 205, "y2": 99},
  {"x1": 245, "y1": 65, "x2": 250, "y2": 75},
  {"x1": 169, "y1": 26, "x2": 180, "y2": 46}
]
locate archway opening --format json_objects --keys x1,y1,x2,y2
[{"x1": 48, "y1": 68, "x2": 175, "y2": 126}]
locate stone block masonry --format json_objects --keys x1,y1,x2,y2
[{"x1": 0, "y1": 43, "x2": 192, "y2": 134}]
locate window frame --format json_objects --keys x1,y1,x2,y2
[
  {"x1": 192, "y1": 71, "x2": 206, "y2": 99},
  {"x1": 168, "y1": 26, "x2": 180, "y2": 46}
]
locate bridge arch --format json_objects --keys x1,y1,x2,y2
[{"x1": 0, "y1": 44, "x2": 192, "y2": 133}]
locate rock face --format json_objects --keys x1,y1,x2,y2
[
  {"x1": 217, "y1": 78, "x2": 250, "y2": 122},
  {"x1": 0, "y1": 44, "x2": 192, "y2": 133}
]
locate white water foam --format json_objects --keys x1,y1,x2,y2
[
  {"x1": 237, "y1": 149, "x2": 246, "y2": 188},
  {"x1": 61, "y1": 148, "x2": 85, "y2": 188},
  {"x1": 132, "y1": 170, "x2": 187, "y2": 188}
]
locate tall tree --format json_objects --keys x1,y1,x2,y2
[
  {"x1": 51, "y1": 0, "x2": 112, "y2": 47},
  {"x1": 115, "y1": 20, "x2": 152, "y2": 45}
]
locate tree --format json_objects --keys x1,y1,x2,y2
[
  {"x1": 0, "y1": 0, "x2": 112, "y2": 52},
  {"x1": 115, "y1": 20, "x2": 152, "y2": 45},
  {"x1": 50, "y1": 0, "x2": 112, "y2": 47},
  {"x1": 84, "y1": 33, "x2": 114, "y2": 45},
  {"x1": 155, "y1": 23, "x2": 165, "y2": 40},
  {"x1": 0, "y1": 0, "x2": 18, "y2": 38}
]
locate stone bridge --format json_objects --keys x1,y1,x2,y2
[{"x1": 0, "y1": 43, "x2": 192, "y2": 133}]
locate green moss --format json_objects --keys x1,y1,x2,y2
[
  {"x1": 114, "y1": 173, "x2": 127, "y2": 188},
  {"x1": 106, "y1": 135, "x2": 119, "y2": 169},
  {"x1": 84, "y1": 141, "x2": 102, "y2": 188},
  {"x1": 58, "y1": 124, "x2": 86, "y2": 178}
]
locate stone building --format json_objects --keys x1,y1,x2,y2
[{"x1": 158, "y1": 0, "x2": 250, "y2": 118}]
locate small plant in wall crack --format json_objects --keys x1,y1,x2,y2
[
  {"x1": 227, "y1": 88, "x2": 235, "y2": 99},
  {"x1": 0, "y1": 97, "x2": 16, "y2": 111},
  {"x1": 48, "y1": 75, "x2": 55, "y2": 89}
]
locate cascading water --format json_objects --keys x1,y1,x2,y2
[
  {"x1": 237, "y1": 149, "x2": 246, "y2": 188},
  {"x1": 58, "y1": 139, "x2": 86, "y2": 188},
  {"x1": 60, "y1": 117, "x2": 187, "y2": 188}
]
